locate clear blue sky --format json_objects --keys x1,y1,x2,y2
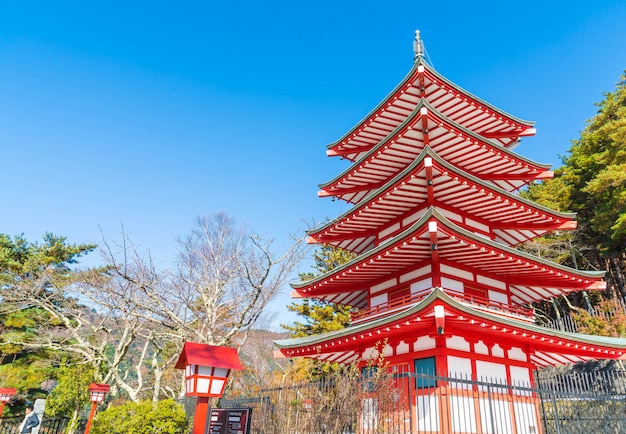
[{"x1": 2, "y1": 1, "x2": 626, "y2": 327}]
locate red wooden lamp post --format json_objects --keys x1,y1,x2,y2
[
  {"x1": 84, "y1": 383, "x2": 110, "y2": 434},
  {"x1": 175, "y1": 342, "x2": 243, "y2": 434},
  {"x1": 0, "y1": 388, "x2": 16, "y2": 417}
]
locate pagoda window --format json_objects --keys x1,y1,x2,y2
[
  {"x1": 414, "y1": 357, "x2": 437, "y2": 388},
  {"x1": 361, "y1": 366, "x2": 378, "y2": 392}
]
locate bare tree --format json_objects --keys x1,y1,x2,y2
[
  {"x1": 1, "y1": 213, "x2": 307, "y2": 403},
  {"x1": 96, "y1": 213, "x2": 307, "y2": 398}
]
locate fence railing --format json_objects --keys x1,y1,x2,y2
[
  {"x1": 0, "y1": 416, "x2": 86, "y2": 434},
  {"x1": 222, "y1": 369, "x2": 626, "y2": 434}
]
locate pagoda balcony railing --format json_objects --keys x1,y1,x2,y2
[{"x1": 350, "y1": 288, "x2": 535, "y2": 325}]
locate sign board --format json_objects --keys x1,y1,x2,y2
[{"x1": 208, "y1": 408, "x2": 252, "y2": 434}]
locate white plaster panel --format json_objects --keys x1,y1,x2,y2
[
  {"x1": 371, "y1": 278, "x2": 397, "y2": 294},
  {"x1": 441, "y1": 276, "x2": 464, "y2": 292},
  {"x1": 508, "y1": 347, "x2": 527, "y2": 362},
  {"x1": 488, "y1": 290, "x2": 508, "y2": 304},
  {"x1": 370, "y1": 293, "x2": 388, "y2": 307},
  {"x1": 474, "y1": 341, "x2": 489, "y2": 355},
  {"x1": 396, "y1": 341, "x2": 409, "y2": 355},
  {"x1": 492, "y1": 344, "x2": 505, "y2": 358},
  {"x1": 477, "y1": 274, "x2": 506, "y2": 290},
  {"x1": 414, "y1": 336, "x2": 436, "y2": 351},
  {"x1": 400, "y1": 264, "x2": 431, "y2": 283},
  {"x1": 451, "y1": 396, "x2": 477, "y2": 432},
  {"x1": 440, "y1": 264, "x2": 473, "y2": 281},
  {"x1": 510, "y1": 366, "x2": 532, "y2": 387},
  {"x1": 382, "y1": 344, "x2": 393, "y2": 358},
  {"x1": 362, "y1": 346, "x2": 379, "y2": 360},
  {"x1": 476, "y1": 361, "x2": 507, "y2": 383},
  {"x1": 447, "y1": 356, "x2": 473, "y2": 378},
  {"x1": 415, "y1": 394, "x2": 439, "y2": 432},
  {"x1": 479, "y1": 398, "x2": 512, "y2": 433},
  {"x1": 446, "y1": 336, "x2": 470, "y2": 352},
  {"x1": 410, "y1": 277, "x2": 432, "y2": 293}
]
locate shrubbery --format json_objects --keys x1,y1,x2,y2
[{"x1": 90, "y1": 399, "x2": 188, "y2": 434}]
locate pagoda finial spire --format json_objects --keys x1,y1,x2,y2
[{"x1": 413, "y1": 30, "x2": 424, "y2": 61}]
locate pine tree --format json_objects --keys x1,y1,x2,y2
[{"x1": 281, "y1": 245, "x2": 356, "y2": 379}]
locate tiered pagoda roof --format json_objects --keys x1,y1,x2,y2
[
  {"x1": 276, "y1": 32, "x2": 626, "y2": 369},
  {"x1": 326, "y1": 57, "x2": 536, "y2": 163},
  {"x1": 310, "y1": 147, "x2": 576, "y2": 253},
  {"x1": 294, "y1": 208, "x2": 604, "y2": 308},
  {"x1": 320, "y1": 101, "x2": 551, "y2": 202},
  {"x1": 276, "y1": 289, "x2": 626, "y2": 367}
]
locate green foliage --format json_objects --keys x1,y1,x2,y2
[
  {"x1": 282, "y1": 245, "x2": 356, "y2": 338},
  {"x1": 282, "y1": 245, "x2": 356, "y2": 379},
  {"x1": 572, "y1": 298, "x2": 626, "y2": 337},
  {"x1": 521, "y1": 70, "x2": 626, "y2": 304},
  {"x1": 0, "y1": 233, "x2": 95, "y2": 283},
  {"x1": 0, "y1": 233, "x2": 96, "y2": 398},
  {"x1": 90, "y1": 399, "x2": 188, "y2": 434},
  {"x1": 563, "y1": 72, "x2": 626, "y2": 254},
  {"x1": 522, "y1": 172, "x2": 571, "y2": 213},
  {"x1": 45, "y1": 363, "x2": 95, "y2": 417}
]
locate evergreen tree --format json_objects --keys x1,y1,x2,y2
[
  {"x1": 521, "y1": 70, "x2": 626, "y2": 317},
  {"x1": 281, "y1": 245, "x2": 356, "y2": 379},
  {"x1": 0, "y1": 233, "x2": 95, "y2": 398},
  {"x1": 282, "y1": 245, "x2": 356, "y2": 337}
]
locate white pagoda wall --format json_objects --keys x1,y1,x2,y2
[{"x1": 364, "y1": 262, "x2": 513, "y2": 311}]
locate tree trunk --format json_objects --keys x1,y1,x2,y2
[{"x1": 608, "y1": 256, "x2": 626, "y2": 299}]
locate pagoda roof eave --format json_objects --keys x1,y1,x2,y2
[
  {"x1": 319, "y1": 99, "x2": 551, "y2": 198},
  {"x1": 309, "y1": 147, "x2": 575, "y2": 245},
  {"x1": 292, "y1": 208, "x2": 604, "y2": 298},
  {"x1": 275, "y1": 287, "x2": 626, "y2": 353},
  {"x1": 326, "y1": 58, "x2": 535, "y2": 157},
  {"x1": 417, "y1": 58, "x2": 535, "y2": 128},
  {"x1": 326, "y1": 62, "x2": 422, "y2": 152}
]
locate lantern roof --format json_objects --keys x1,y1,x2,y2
[
  {"x1": 175, "y1": 342, "x2": 243, "y2": 371},
  {"x1": 327, "y1": 56, "x2": 535, "y2": 163},
  {"x1": 293, "y1": 208, "x2": 604, "y2": 307},
  {"x1": 275, "y1": 288, "x2": 626, "y2": 368},
  {"x1": 320, "y1": 100, "x2": 550, "y2": 203},
  {"x1": 88, "y1": 383, "x2": 110, "y2": 393},
  {"x1": 309, "y1": 147, "x2": 575, "y2": 253}
]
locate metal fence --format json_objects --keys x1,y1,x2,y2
[
  {"x1": 0, "y1": 416, "x2": 87, "y2": 434},
  {"x1": 222, "y1": 369, "x2": 626, "y2": 434}
]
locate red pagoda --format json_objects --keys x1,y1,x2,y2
[{"x1": 275, "y1": 31, "x2": 626, "y2": 433}]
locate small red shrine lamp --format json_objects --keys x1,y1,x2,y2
[
  {"x1": 0, "y1": 388, "x2": 16, "y2": 417},
  {"x1": 84, "y1": 383, "x2": 110, "y2": 434},
  {"x1": 175, "y1": 342, "x2": 243, "y2": 434}
]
